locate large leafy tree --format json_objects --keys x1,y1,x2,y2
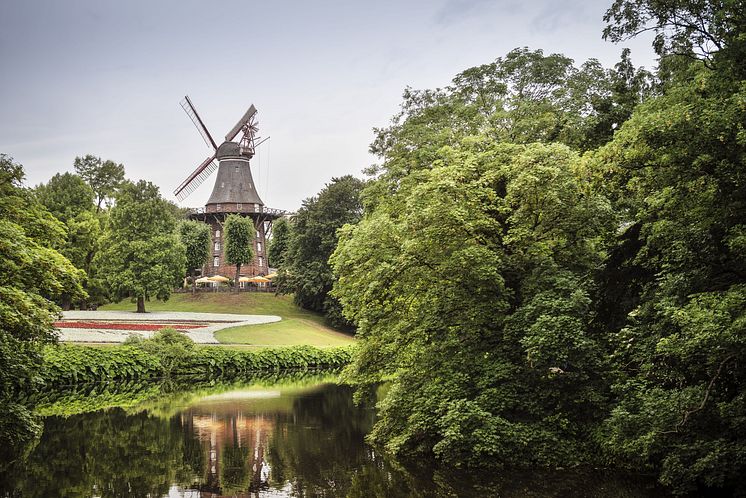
[
  {"x1": 0, "y1": 155, "x2": 85, "y2": 467},
  {"x1": 35, "y1": 172, "x2": 104, "y2": 308},
  {"x1": 34, "y1": 172, "x2": 94, "y2": 223},
  {"x1": 178, "y1": 220, "x2": 210, "y2": 294},
  {"x1": 96, "y1": 180, "x2": 185, "y2": 312},
  {"x1": 280, "y1": 175, "x2": 364, "y2": 328},
  {"x1": 368, "y1": 48, "x2": 652, "y2": 190},
  {"x1": 73, "y1": 154, "x2": 125, "y2": 212},
  {"x1": 603, "y1": 0, "x2": 746, "y2": 72},
  {"x1": 332, "y1": 140, "x2": 614, "y2": 468},
  {"x1": 591, "y1": 2, "x2": 746, "y2": 493},
  {"x1": 224, "y1": 214, "x2": 255, "y2": 291}
]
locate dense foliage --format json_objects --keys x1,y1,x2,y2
[
  {"x1": 73, "y1": 154, "x2": 125, "y2": 211},
  {"x1": 178, "y1": 220, "x2": 211, "y2": 292},
  {"x1": 95, "y1": 180, "x2": 186, "y2": 312},
  {"x1": 41, "y1": 339, "x2": 354, "y2": 386},
  {"x1": 35, "y1": 171, "x2": 106, "y2": 307},
  {"x1": 277, "y1": 175, "x2": 365, "y2": 328},
  {"x1": 268, "y1": 217, "x2": 290, "y2": 268},
  {"x1": 333, "y1": 140, "x2": 614, "y2": 467},
  {"x1": 329, "y1": 2, "x2": 746, "y2": 494},
  {"x1": 0, "y1": 156, "x2": 85, "y2": 466}
]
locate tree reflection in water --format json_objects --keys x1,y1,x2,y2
[{"x1": 0, "y1": 380, "x2": 669, "y2": 497}]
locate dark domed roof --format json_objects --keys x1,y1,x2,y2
[
  {"x1": 206, "y1": 141, "x2": 264, "y2": 206},
  {"x1": 216, "y1": 141, "x2": 241, "y2": 160}
]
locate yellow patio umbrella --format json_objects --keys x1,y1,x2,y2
[
  {"x1": 208, "y1": 275, "x2": 230, "y2": 283},
  {"x1": 238, "y1": 276, "x2": 252, "y2": 283},
  {"x1": 246, "y1": 276, "x2": 270, "y2": 283},
  {"x1": 265, "y1": 273, "x2": 278, "y2": 280},
  {"x1": 195, "y1": 276, "x2": 211, "y2": 284}
]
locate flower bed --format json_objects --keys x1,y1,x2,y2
[{"x1": 54, "y1": 321, "x2": 207, "y2": 331}]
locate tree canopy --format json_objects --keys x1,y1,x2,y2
[
  {"x1": 73, "y1": 154, "x2": 125, "y2": 211},
  {"x1": 178, "y1": 220, "x2": 210, "y2": 293},
  {"x1": 278, "y1": 175, "x2": 365, "y2": 328},
  {"x1": 268, "y1": 217, "x2": 291, "y2": 268},
  {"x1": 95, "y1": 180, "x2": 185, "y2": 312},
  {"x1": 0, "y1": 155, "x2": 85, "y2": 466},
  {"x1": 328, "y1": 4, "x2": 746, "y2": 491}
]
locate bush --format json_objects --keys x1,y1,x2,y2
[{"x1": 41, "y1": 338, "x2": 354, "y2": 387}]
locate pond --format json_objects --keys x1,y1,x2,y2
[{"x1": 2, "y1": 374, "x2": 669, "y2": 497}]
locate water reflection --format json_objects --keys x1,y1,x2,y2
[{"x1": 1, "y1": 378, "x2": 669, "y2": 497}]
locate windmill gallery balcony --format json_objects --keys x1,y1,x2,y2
[{"x1": 186, "y1": 204, "x2": 288, "y2": 217}]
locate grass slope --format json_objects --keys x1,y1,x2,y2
[{"x1": 100, "y1": 292, "x2": 354, "y2": 348}]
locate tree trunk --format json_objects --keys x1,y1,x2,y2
[
  {"x1": 136, "y1": 296, "x2": 146, "y2": 313},
  {"x1": 235, "y1": 264, "x2": 241, "y2": 293},
  {"x1": 191, "y1": 269, "x2": 196, "y2": 295}
]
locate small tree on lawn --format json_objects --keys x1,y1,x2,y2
[
  {"x1": 96, "y1": 180, "x2": 186, "y2": 312},
  {"x1": 224, "y1": 214, "x2": 254, "y2": 292},
  {"x1": 179, "y1": 220, "x2": 210, "y2": 294}
]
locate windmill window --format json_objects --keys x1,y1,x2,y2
[
  {"x1": 214, "y1": 242, "x2": 220, "y2": 251},
  {"x1": 237, "y1": 203, "x2": 242, "y2": 210},
  {"x1": 258, "y1": 256, "x2": 264, "y2": 267},
  {"x1": 256, "y1": 230, "x2": 260, "y2": 238},
  {"x1": 235, "y1": 165, "x2": 239, "y2": 172},
  {"x1": 215, "y1": 230, "x2": 220, "y2": 238},
  {"x1": 254, "y1": 203, "x2": 260, "y2": 212},
  {"x1": 217, "y1": 204, "x2": 222, "y2": 211},
  {"x1": 213, "y1": 257, "x2": 219, "y2": 267},
  {"x1": 257, "y1": 242, "x2": 262, "y2": 253}
]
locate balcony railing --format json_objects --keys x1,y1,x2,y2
[{"x1": 186, "y1": 205, "x2": 289, "y2": 217}]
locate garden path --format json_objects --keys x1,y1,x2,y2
[{"x1": 56, "y1": 310, "x2": 281, "y2": 344}]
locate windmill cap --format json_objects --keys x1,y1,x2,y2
[{"x1": 216, "y1": 141, "x2": 241, "y2": 160}]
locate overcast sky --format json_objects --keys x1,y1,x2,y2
[{"x1": 0, "y1": 0, "x2": 656, "y2": 211}]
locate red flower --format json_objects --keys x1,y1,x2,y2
[{"x1": 54, "y1": 321, "x2": 206, "y2": 331}]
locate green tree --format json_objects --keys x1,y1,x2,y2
[
  {"x1": 35, "y1": 172, "x2": 105, "y2": 308},
  {"x1": 178, "y1": 220, "x2": 210, "y2": 294},
  {"x1": 34, "y1": 172, "x2": 94, "y2": 223},
  {"x1": 73, "y1": 154, "x2": 125, "y2": 212},
  {"x1": 280, "y1": 175, "x2": 365, "y2": 328},
  {"x1": 590, "y1": 3, "x2": 746, "y2": 493},
  {"x1": 224, "y1": 214, "x2": 255, "y2": 291},
  {"x1": 332, "y1": 140, "x2": 613, "y2": 468},
  {"x1": 268, "y1": 217, "x2": 291, "y2": 268},
  {"x1": 590, "y1": 61, "x2": 746, "y2": 498},
  {"x1": 0, "y1": 154, "x2": 85, "y2": 468},
  {"x1": 603, "y1": 0, "x2": 746, "y2": 72},
  {"x1": 96, "y1": 180, "x2": 185, "y2": 312}
]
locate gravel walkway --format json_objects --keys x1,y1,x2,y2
[{"x1": 57, "y1": 311, "x2": 281, "y2": 344}]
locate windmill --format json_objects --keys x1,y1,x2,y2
[{"x1": 176, "y1": 96, "x2": 286, "y2": 279}]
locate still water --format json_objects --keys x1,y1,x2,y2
[{"x1": 2, "y1": 375, "x2": 668, "y2": 497}]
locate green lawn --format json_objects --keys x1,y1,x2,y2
[{"x1": 100, "y1": 292, "x2": 355, "y2": 348}]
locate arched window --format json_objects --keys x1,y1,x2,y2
[{"x1": 213, "y1": 257, "x2": 219, "y2": 267}]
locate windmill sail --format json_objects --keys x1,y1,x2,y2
[
  {"x1": 174, "y1": 155, "x2": 218, "y2": 201},
  {"x1": 181, "y1": 96, "x2": 217, "y2": 150},
  {"x1": 225, "y1": 104, "x2": 257, "y2": 142}
]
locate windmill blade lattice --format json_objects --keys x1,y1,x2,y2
[
  {"x1": 174, "y1": 155, "x2": 218, "y2": 201},
  {"x1": 181, "y1": 96, "x2": 217, "y2": 150}
]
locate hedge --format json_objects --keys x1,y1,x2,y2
[{"x1": 42, "y1": 344, "x2": 354, "y2": 387}]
